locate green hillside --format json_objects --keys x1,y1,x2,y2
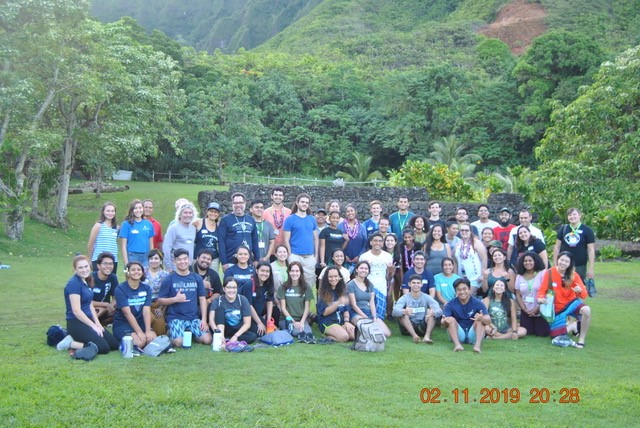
[{"x1": 90, "y1": 0, "x2": 323, "y2": 53}]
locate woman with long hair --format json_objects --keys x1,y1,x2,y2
[
  {"x1": 119, "y1": 199, "x2": 155, "y2": 268},
  {"x1": 162, "y1": 202, "x2": 198, "y2": 272},
  {"x1": 192, "y1": 202, "x2": 221, "y2": 274},
  {"x1": 537, "y1": 251, "x2": 591, "y2": 348},
  {"x1": 87, "y1": 202, "x2": 119, "y2": 272},
  {"x1": 423, "y1": 224, "x2": 452, "y2": 275},
  {"x1": 339, "y1": 204, "x2": 368, "y2": 271},
  {"x1": 514, "y1": 251, "x2": 550, "y2": 337},
  {"x1": 347, "y1": 261, "x2": 391, "y2": 337},
  {"x1": 64, "y1": 255, "x2": 119, "y2": 354},
  {"x1": 483, "y1": 279, "x2": 526, "y2": 340},
  {"x1": 511, "y1": 225, "x2": 548, "y2": 268},
  {"x1": 318, "y1": 248, "x2": 351, "y2": 284},
  {"x1": 145, "y1": 249, "x2": 170, "y2": 335},
  {"x1": 271, "y1": 244, "x2": 289, "y2": 292},
  {"x1": 113, "y1": 261, "x2": 156, "y2": 349},
  {"x1": 384, "y1": 233, "x2": 402, "y2": 302},
  {"x1": 276, "y1": 261, "x2": 314, "y2": 340},
  {"x1": 409, "y1": 215, "x2": 428, "y2": 246},
  {"x1": 317, "y1": 267, "x2": 355, "y2": 342},
  {"x1": 250, "y1": 261, "x2": 278, "y2": 335},
  {"x1": 454, "y1": 222, "x2": 487, "y2": 295},
  {"x1": 481, "y1": 248, "x2": 516, "y2": 298}
]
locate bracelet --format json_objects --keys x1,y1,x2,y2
[{"x1": 286, "y1": 316, "x2": 293, "y2": 321}]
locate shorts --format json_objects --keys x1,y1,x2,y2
[
  {"x1": 167, "y1": 318, "x2": 207, "y2": 340},
  {"x1": 448, "y1": 324, "x2": 477, "y2": 344},
  {"x1": 319, "y1": 323, "x2": 342, "y2": 335},
  {"x1": 350, "y1": 307, "x2": 372, "y2": 320},
  {"x1": 399, "y1": 320, "x2": 427, "y2": 337}
]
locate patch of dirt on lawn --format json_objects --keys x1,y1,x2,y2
[
  {"x1": 477, "y1": 0, "x2": 548, "y2": 55},
  {"x1": 598, "y1": 287, "x2": 640, "y2": 301}
]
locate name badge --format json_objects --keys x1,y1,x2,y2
[
  {"x1": 131, "y1": 230, "x2": 139, "y2": 234},
  {"x1": 139, "y1": 291, "x2": 147, "y2": 297},
  {"x1": 258, "y1": 242, "x2": 265, "y2": 249},
  {"x1": 274, "y1": 230, "x2": 279, "y2": 235},
  {"x1": 413, "y1": 307, "x2": 426, "y2": 314},
  {"x1": 525, "y1": 296, "x2": 534, "y2": 303}
]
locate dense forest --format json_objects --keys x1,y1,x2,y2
[{"x1": 1, "y1": 0, "x2": 639, "y2": 240}]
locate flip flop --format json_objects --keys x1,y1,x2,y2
[{"x1": 574, "y1": 342, "x2": 585, "y2": 349}]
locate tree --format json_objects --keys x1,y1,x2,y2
[
  {"x1": 335, "y1": 152, "x2": 384, "y2": 184},
  {"x1": 532, "y1": 45, "x2": 640, "y2": 239},
  {"x1": 426, "y1": 136, "x2": 482, "y2": 177},
  {"x1": 388, "y1": 160, "x2": 474, "y2": 200}
]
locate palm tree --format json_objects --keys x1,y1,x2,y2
[
  {"x1": 335, "y1": 152, "x2": 385, "y2": 185},
  {"x1": 426, "y1": 135, "x2": 482, "y2": 177}
]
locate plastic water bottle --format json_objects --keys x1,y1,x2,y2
[
  {"x1": 183, "y1": 327, "x2": 192, "y2": 349},
  {"x1": 212, "y1": 329, "x2": 223, "y2": 352},
  {"x1": 121, "y1": 333, "x2": 133, "y2": 358},
  {"x1": 266, "y1": 318, "x2": 276, "y2": 334}
]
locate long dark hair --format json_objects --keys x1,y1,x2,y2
[
  {"x1": 515, "y1": 251, "x2": 544, "y2": 275},
  {"x1": 488, "y1": 279, "x2": 511, "y2": 315},
  {"x1": 124, "y1": 199, "x2": 143, "y2": 225},
  {"x1": 557, "y1": 251, "x2": 576, "y2": 287},
  {"x1": 424, "y1": 224, "x2": 447, "y2": 256},
  {"x1": 352, "y1": 260, "x2": 374, "y2": 293},
  {"x1": 253, "y1": 261, "x2": 274, "y2": 297},
  {"x1": 514, "y1": 225, "x2": 540, "y2": 253},
  {"x1": 283, "y1": 261, "x2": 308, "y2": 291},
  {"x1": 318, "y1": 266, "x2": 347, "y2": 304}
]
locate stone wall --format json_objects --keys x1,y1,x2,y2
[{"x1": 197, "y1": 184, "x2": 529, "y2": 223}]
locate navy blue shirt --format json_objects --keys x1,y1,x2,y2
[
  {"x1": 401, "y1": 267, "x2": 436, "y2": 293},
  {"x1": 443, "y1": 296, "x2": 488, "y2": 330},
  {"x1": 158, "y1": 272, "x2": 206, "y2": 322},
  {"x1": 64, "y1": 274, "x2": 94, "y2": 320},
  {"x1": 113, "y1": 281, "x2": 153, "y2": 331}
]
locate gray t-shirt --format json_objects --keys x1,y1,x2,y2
[
  {"x1": 209, "y1": 295, "x2": 251, "y2": 328},
  {"x1": 347, "y1": 279, "x2": 373, "y2": 314},
  {"x1": 392, "y1": 292, "x2": 443, "y2": 323}
]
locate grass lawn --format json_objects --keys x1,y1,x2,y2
[{"x1": 1, "y1": 182, "x2": 639, "y2": 426}]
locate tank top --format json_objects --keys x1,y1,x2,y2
[
  {"x1": 425, "y1": 246, "x2": 447, "y2": 275},
  {"x1": 488, "y1": 298, "x2": 509, "y2": 333},
  {"x1": 194, "y1": 219, "x2": 219, "y2": 259},
  {"x1": 92, "y1": 223, "x2": 119, "y2": 261}
]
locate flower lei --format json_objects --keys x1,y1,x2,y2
[{"x1": 344, "y1": 219, "x2": 361, "y2": 240}]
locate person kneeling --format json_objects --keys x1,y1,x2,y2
[
  {"x1": 441, "y1": 278, "x2": 490, "y2": 353},
  {"x1": 392, "y1": 274, "x2": 443, "y2": 344},
  {"x1": 209, "y1": 278, "x2": 258, "y2": 346},
  {"x1": 316, "y1": 267, "x2": 355, "y2": 343}
]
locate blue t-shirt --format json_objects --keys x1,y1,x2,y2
[
  {"x1": 223, "y1": 264, "x2": 255, "y2": 302},
  {"x1": 217, "y1": 213, "x2": 260, "y2": 265},
  {"x1": 91, "y1": 272, "x2": 119, "y2": 303},
  {"x1": 119, "y1": 219, "x2": 155, "y2": 253},
  {"x1": 251, "y1": 283, "x2": 274, "y2": 318},
  {"x1": 316, "y1": 291, "x2": 349, "y2": 326},
  {"x1": 158, "y1": 271, "x2": 206, "y2": 322},
  {"x1": 434, "y1": 273, "x2": 461, "y2": 302},
  {"x1": 113, "y1": 281, "x2": 153, "y2": 331},
  {"x1": 443, "y1": 296, "x2": 488, "y2": 330},
  {"x1": 362, "y1": 218, "x2": 379, "y2": 238},
  {"x1": 64, "y1": 274, "x2": 94, "y2": 320},
  {"x1": 284, "y1": 214, "x2": 316, "y2": 255},
  {"x1": 210, "y1": 295, "x2": 251, "y2": 329},
  {"x1": 402, "y1": 267, "x2": 436, "y2": 293},
  {"x1": 339, "y1": 222, "x2": 368, "y2": 260}
]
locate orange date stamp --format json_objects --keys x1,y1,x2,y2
[{"x1": 420, "y1": 387, "x2": 580, "y2": 404}]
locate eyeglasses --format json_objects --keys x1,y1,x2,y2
[
  {"x1": 180, "y1": 204, "x2": 194, "y2": 209},
  {"x1": 460, "y1": 229, "x2": 471, "y2": 232},
  {"x1": 232, "y1": 201, "x2": 245, "y2": 205}
]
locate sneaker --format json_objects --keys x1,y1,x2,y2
[
  {"x1": 72, "y1": 342, "x2": 99, "y2": 361},
  {"x1": 165, "y1": 347, "x2": 176, "y2": 354},
  {"x1": 56, "y1": 335, "x2": 74, "y2": 351},
  {"x1": 297, "y1": 333, "x2": 307, "y2": 343},
  {"x1": 551, "y1": 335, "x2": 574, "y2": 348},
  {"x1": 305, "y1": 333, "x2": 317, "y2": 344}
]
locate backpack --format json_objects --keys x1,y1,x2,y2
[
  {"x1": 142, "y1": 335, "x2": 173, "y2": 357},
  {"x1": 352, "y1": 319, "x2": 386, "y2": 352},
  {"x1": 46, "y1": 325, "x2": 68, "y2": 347}
]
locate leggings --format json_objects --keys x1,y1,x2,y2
[
  {"x1": 67, "y1": 318, "x2": 119, "y2": 354},
  {"x1": 214, "y1": 310, "x2": 258, "y2": 344}
]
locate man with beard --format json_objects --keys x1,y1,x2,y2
[
  {"x1": 191, "y1": 249, "x2": 223, "y2": 306},
  {"x1": 493, "y1": 207, "x2": 515, "y2": 251},
  {"x1": 218, "y1": 192, "x2": 260, "y2": 270},
  {"x1": 263, "y1": 187, "x2": 291, "y2": 251}
]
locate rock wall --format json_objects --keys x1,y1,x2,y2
[{"x1": 197, "y1": 184, "x2": 528, "y2": 223}]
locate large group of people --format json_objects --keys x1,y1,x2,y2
[{"x1": 59, "y1": 189, "x2": 595, "y2": 356}]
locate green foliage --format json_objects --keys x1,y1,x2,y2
[
  {"x1": 388, "y1": 160, "x2": 474, "y2": 200},
  {"x1": 532, "y1": 45, "x2": 640, "y2": 240},
  {"x1": 335, "y1": 152, "x2": 384, "y2": 184},
  {"x1": 426, "y1": 135, "x2": 482, "y2": 177},
  {"x1": 598, "y1": 244, "x2": 623, "y2": 261}
]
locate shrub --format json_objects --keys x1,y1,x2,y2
[{"x1": 388, "y1": 160, "x2": 474, "y2": 200}]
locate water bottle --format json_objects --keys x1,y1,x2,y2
[
  {"x1": 212, "y1": 329, "x2": 223, "y2": 352},
  {"x1": 121, "y1": 332, "x2": 133, "y2": 358},
  {"x1": 182, "y1": 327, "x2": 192, "y2": 349},
  {"x1": 266, "y1": 318, "x2": 276, "y2": 334}
]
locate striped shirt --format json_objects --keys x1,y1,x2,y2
[{"x1": 92, "y1": 223, "x2": 119, "y2": 261}]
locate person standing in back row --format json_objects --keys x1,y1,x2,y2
[
  {"x1": 553, "y1": 208, "x2": 595, "y2": 282},
  {"x1": 263, "y1": 187, "x2": 291, "y2": 253},
  {"x1": 283, "y1": 193, "x2": 319, "y2": 288},
  {"x1": 389, "y1": 196, "x2": 414, "y2": 236},
  {"x1": 218, "y1": 193, "x2": 260, "y2": 271}
]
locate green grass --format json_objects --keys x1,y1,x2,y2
[{"x1": 1, "y1": 181, "x2": 639, "y2": 426}]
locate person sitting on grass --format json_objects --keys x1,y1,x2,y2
[
  {"x1": 209, "y1": 278, "x2": 257, "y2": 346},
  {"x1": 347, "y1": 261, "x2": 392, "y2": 338},
  {"x1": 62, "y1": 255, "x2": 119, "y2": 355},
  {"x1": 156, "y1": 249, "x2": 212, "y2": 347},
  {"x1": 392, "y1": 274, "x2": 443, "y2": 344},
  {"x1": 483, "y1": 279, "x2": 526, "y2": 340},
  {"x1": 316, "y1": 266, "x2": 355, "y2": 343},
  {"x1": 537, "y1": 251, "x2": 591, "y2": 349},
  {"x1": 91, "y1": 252, "x2": 119, "y2": 326},
  {"x1": 112, "y1": 261, "x2": 157, "y2": 349},
  {"x1": 276, "y1": 261, "x2": 315, "y2": 342},
  {"x1": 441, "y1": 278, "x2": 490, "y2": 353},
  {"x1": 434, "y1": 257, "x2": 461, "y2": 307}
]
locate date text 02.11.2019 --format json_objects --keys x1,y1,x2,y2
[{"x1": 420, "y1": 388, "x2": 580, "y2": 404}]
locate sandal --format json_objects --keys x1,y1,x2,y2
[{"x1": 574, "y1": 342, "x2": 585, "y2": 349}]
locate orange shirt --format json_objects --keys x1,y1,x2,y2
[
  {"x1": 538, "y1": 267, "x2": 587, "y2": 313},
  {"x1": 263, "y1": 206, "x2": 292, "y2": 248}
]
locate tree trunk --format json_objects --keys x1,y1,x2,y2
[
  {"x1": 95, "y1": 165, "x2": 102, "y2": 198},
  {"x1": 30, "y1": 164, "x2": 41, "y2": 214},
  {"x1": 55, "y1": 135, "x2": 77, "y2": 229}
]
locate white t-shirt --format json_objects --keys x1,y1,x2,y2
[
  {"x1": 471, "y1": 219, "x2": 500, "y2": 233},
  {"x1": 359, "y1": 250, "x2": 392, "y2": 294}
]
